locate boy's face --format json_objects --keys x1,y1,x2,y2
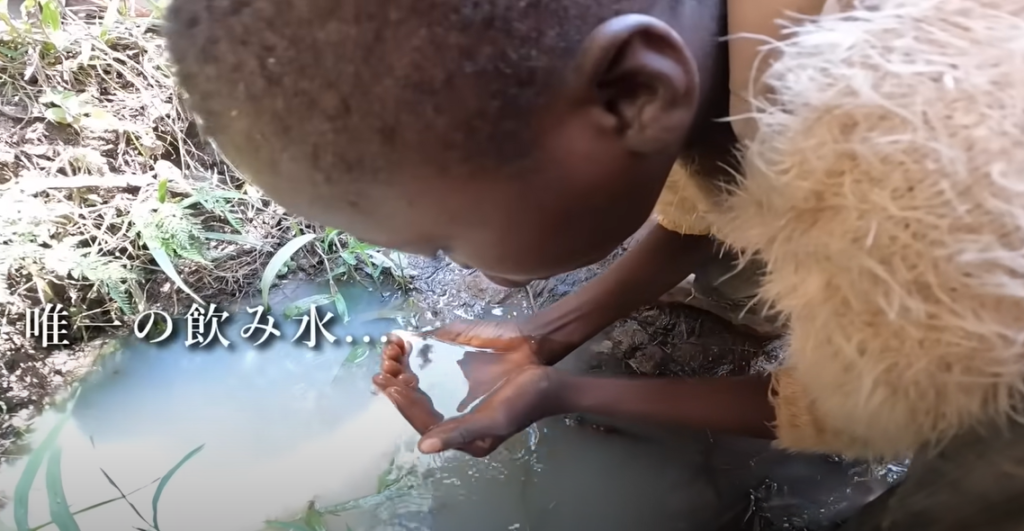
[
  {"x1": 243, "y1": 16, "x2": 701, "y2": 287},
  {"x1": 276, "y1": 111, "x2": 676, "y2": 287},
  {"x1": 193, "y1": 15, "x2": 700, "y2": 287}
]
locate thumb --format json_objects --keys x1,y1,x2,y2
[
  {"x1": 418, "y1": 415, "x2": 491, "y2": 454},
  {"x1": 431, "y1": 321, "x2": 488, "y2": 344},
  {"x1": 432, "y1": 321, "x2": 520, "y2": 350}
]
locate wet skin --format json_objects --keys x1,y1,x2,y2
[{"x1": 374, "y1": 333, "x2": 557, "y2": 457}]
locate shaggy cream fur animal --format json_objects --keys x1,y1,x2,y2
[{"x1": 703, "y1": 0, "x2": 1024, "y2": 460}]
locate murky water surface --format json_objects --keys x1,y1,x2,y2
[{"x1": 0, "y1": 282, "x2": 890, "y2": 531}]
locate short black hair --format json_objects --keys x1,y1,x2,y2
[{"x1": 165, "y1": 0, "x2": 656, "y2": 182}]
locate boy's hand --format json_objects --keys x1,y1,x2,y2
[
  {"x1": 417, "y1": 364, "x2": 557, "y2": 457},
  {"x1": 373, "y1": 333, "x2": 557, "y2": 458},
  {"x1": 428, "y1": 320, "x2": 563, "y2": 412}
]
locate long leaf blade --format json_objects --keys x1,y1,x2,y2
[
  {"x1": 30, "y1": 477, "x2": 162, "y2": 531},
  {"x1": 145, "y1": 241, "x2": 204, "y2": 304},
  {"x1": 15, "y1": 414, "x2": 72, "y2": 531},
  {"x1": 43, "y1": 449, "x2": 79, "y2": 531},
  {"x1": 151, "y1": 444, "x2": 204, "y2": 531},
  {"x1": 260, "y1": 234, "x2": 317, "y2": 309}
]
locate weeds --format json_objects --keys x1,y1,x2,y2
[
  {"x1": 0, "y1": 0, "x2": 410, "y2": 333},
  {"x1": 8, "y1": 391, "x2": 204, "y2": 531},
  {"x1": 0, "y1": 0, "x2": 411, "y2": 489}
]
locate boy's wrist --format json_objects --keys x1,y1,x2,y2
[
  {"x1": 537, "y1": 369, "x2": 579, "y2": 418},
  {"x1": 520, "y1": 305, "x2": 597, "y2": 364}
]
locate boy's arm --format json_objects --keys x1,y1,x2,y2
[
  {"x1": 528, "y1": 224, "x2": 715, "y2": 364},
  {"x1": 549, "y1": 371, "x2": 777, "y2": 440}
]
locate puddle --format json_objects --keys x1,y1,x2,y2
[{"x1": 0, "y1": 281, "x2": 890, "y2": 531}]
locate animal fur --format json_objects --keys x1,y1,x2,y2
[{"x1": 709, "y1": 0, "x2": 1024, "y2": 459}]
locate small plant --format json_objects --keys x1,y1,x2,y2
[
  {"x1": 39, "y1": 90, "x2": 117, "y2": 130},
  {"x1": 9, "y1": 392, "x2": 204, "y2": 531}
]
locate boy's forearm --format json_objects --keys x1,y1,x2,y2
[
  {"x1": 548, "y1": 372, "x2": 777, "y2": 440},
  {"x1": 527, "y1": 224, "x2": 715, "y2": 364}
]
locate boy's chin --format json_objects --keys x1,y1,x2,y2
[{"x1": 481, "y1": 274, "x2": 533, "y2": 289}]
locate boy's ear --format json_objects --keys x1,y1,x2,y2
[{"x1": 569, "y1": 14, "x2": 700, "y2": 154}]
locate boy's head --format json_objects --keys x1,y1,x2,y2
[{"x1": 166, "y1": 0, "x2": 709, "y2": 286}]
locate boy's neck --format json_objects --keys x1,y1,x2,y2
[{"x1": 671, "y1": 0, "x2": 737, "y2": 177}]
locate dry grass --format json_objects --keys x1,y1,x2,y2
[{"x1": 0, "y1": 0, "x2": 409, "y2": 458}]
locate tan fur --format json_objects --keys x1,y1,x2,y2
[
  {"x1": 653, "y1": 163, "x2": 717, "y2": 236},
  {"x1": 709, "y1": 0, "x2": 1024, "y2": 459}
]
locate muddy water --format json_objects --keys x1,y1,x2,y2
[{"x1": 0, "y1": 282, "x2": 891, "y2": 531}]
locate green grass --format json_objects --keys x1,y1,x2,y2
[
  {"x1": 7, "y1": 390, "x2": 204, "y2": 531},
  {"x1": 0, "y1": 4, "x2": 415, "y2": 528},
  {"x1": 0, "y1": 0, "x2": 411, "y2": 337}
]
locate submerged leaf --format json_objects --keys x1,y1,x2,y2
[
  {"x1": 43, "y1": 449, "x2": 80, "y2": 531},
  {"x1": 15, "y1": 412, "x2": 73, "y2": 531},
  {"x1": 283, "y1": 294, "x2": 334, "y2": 320},
  {"x1": 151, "y1": 444, "x2": 204, "y2": 531}
]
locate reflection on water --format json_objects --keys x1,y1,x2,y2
[{"x1": 0, "y1": 282, "x2": 889, "y2": 531}]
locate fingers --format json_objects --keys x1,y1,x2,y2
[
  {"x1": 379, "y1": 333, "x2": 419, "y2": 385},
  {"x1": 373, "y1": 370, "x2": 418, "y2": 391},
  {"x1": 383, "y1": 333, "x2": 407, "y2": 359},
  {"x1": 372, "y1": 372, "x2": 399, "y2": 392},
  {"x1": 418, "y1": 415, "x2": 495, "y2": 456},
  {"x1": 383, "y1": 386, "x2": 444, "y2": 435},
  {"x1": 430, "y1": 321, "x2": 478, "y2": 344}
]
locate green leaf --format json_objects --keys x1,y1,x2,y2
[
  {"x1": 283, "y1": 294, "x2": 333, "y2": 320},
  {"x1": 260, "y1": 233, "x2": 317, "y2": 310},
  {"x1": 43, "y1": 107, "x2": 69, "y2": 125},
  {"x1": 376, "y1": 459, "x2": 395, "y2": 494},
  {"x1": 156, "y1": 178, "x2": 168, "y2": 204},
  {"x1": 30, "y1": 477, "x2": 163, "y2": 531},
  {"x1": 40, "y1": 0, "x2": 60, "y2": 32},
  {"x1": 332, "y1": 293, "x2": 348, "y2": 324},
  {"x1": 151, "y1": 444, "x2": 204, "y2": 531},
  {"x1": 177, "y1": 190, "x2": 248, "y2": 209},
  {"x1": 321, "y1": 228, "x2": 339, "y2": 251},
  {"x1": 79, "y1": 109, "x2": 119, "y2": 131},
  {"x1": 302, "y1": 508, "x2": 326, "y2": 531},
  {"x1": 99, "y1": 0, "x2": 119, "y2": 41},
  {"x1": 344, "y1": 344, "x2": 370, "y2": 365},
  {"x1": 144, "y1": 240, "x2": 203, "y2": 305},
  {"x1": 43, "y1": 449, "x2": 79, "y2": 531},
  {"x1": 15, "y1": 412, "x2": 73, "y2": 531}
]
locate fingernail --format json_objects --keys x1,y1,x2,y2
[{"x1": 419, "y1": 439, "x2": 442, "y2": 454}]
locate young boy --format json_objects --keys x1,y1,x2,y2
[{"x1": 165, "y1": 0, "x2": 1024, "y2": 528}]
